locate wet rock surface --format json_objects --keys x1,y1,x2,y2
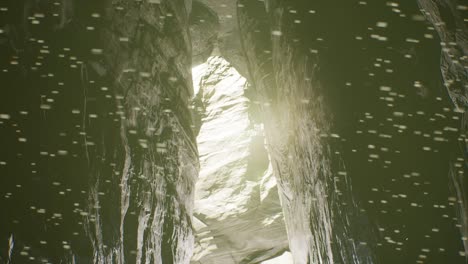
[
  {"x1": 190, "y1": 56, "x2": 288, "y2": 264},
  {"x1": 237, "y1": 0, "x2": 467, "y2": 262},
  {"x1": 1, "y1": 0, "x2": 197, "y2": 263}
]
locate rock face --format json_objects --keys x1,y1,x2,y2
[
  {"x1": 0, "y1": 0, "x2": 198, "y2": 263},
  {"x1": 416, "y1": 0, "x2": 468, "y2": 255},
  {"x1": 85, "y1": 1, "x2": 198, "y2": 263},
  {"x1": 191, "y1": 56, "x2": 288, "y2": 263},
  {"x1": 237, "y1": 2, "x2": 375, "y2": 263},
  {"x1": 416, "y1": 0, "x2": 467, "y2": 111},
  {"x1": 190, "y1": 1, "x2": 219, "y2": 67},
  {"x1": 236, "y1": 0, "x2": 467, "y2": 263},
  {"x1": 190, "y1": 0, "x2": 248, "y2": 77}
]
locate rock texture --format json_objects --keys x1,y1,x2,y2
[
  {"x1": 191, "y1": 56, "x2": 288, "y2": 264},
  {"x1": 0, "y1": 0, "x2": 199, "y2": 263},
  {"x1": 84, "y1": 1, "x2": 198, "y2": 263},
  {"x1": 416, "y1": 0, "x2": 468, "y2": 255},
  {"x1": 237, "y1": 2, "x2": 375, "y2": 263},
  {"x1": 191, "y1": 0, "x2": 247, "y2": 77},
  {"x1": 190, "y1": 1, "x2": 219, "y2": 67},
  {"x1": 236, "y1": 0, "x2": 467, "y2": 263},
  {"x1": 417, "y1": 0, "x2": 467, "y2": 111}
]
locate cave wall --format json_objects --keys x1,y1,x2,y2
[
  {"x1": 236, "y1": 0, "x2": 467, "y2": 263},
  {"x1": 87, "y1": 1, "x2": 198, "y2": 263},
  {"x1": 416, "y1": 0, "x2": 468, "y2": 254},
  {"x1": 416, "y1": 0, "x2": 467, "y2": 111},
  {"x1": 0, "y1": 0, "x2": 198, "y2": 263},
  {"x1": 237, "y1": 1, "x2": 375, "y2": 262}
]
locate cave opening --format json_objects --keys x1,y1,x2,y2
[
  {"x1": 189, "y1": 56, "x2": 292, "y2": 263},
  {"x1": 188, "y1": 1, "x2": 294, "y2": 262}
]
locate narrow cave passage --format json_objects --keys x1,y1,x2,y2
[
  {"x1": 0, "y1": 0, "x2": 466, "y2": 263},
  {"x1": 189, "y1": 56, "x2": 292, "y2": 264}
]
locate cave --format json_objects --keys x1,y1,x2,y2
[{"x1": 0, "y1": 0, "x2": 467, "y2": 263}]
